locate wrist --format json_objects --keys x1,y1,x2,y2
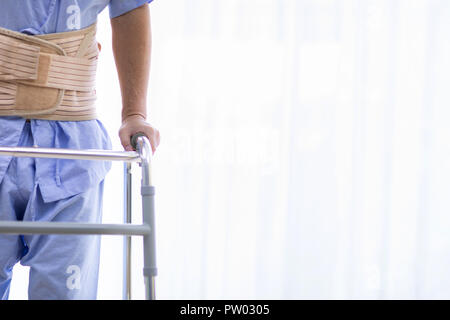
[{"x1": 122, "y1": 112, "x2": 147, "y2": 122}]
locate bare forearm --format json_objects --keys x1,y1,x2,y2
[
  {"x1": 112, "y1": 4, "x2": 159, "y2": 153},
  {"x1": 111, "y1": 4, "x2": 151, "y2": 121}
]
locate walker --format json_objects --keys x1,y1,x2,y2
[{"x1": 0, "y1": 133, "x2": 157, "y2": 300}]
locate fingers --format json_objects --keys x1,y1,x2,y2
[{"x1": 119, "y1": 128, "x2": 134, "y2": 151}]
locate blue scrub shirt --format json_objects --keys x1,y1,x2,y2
[{"x1": 0, "y1": 0, "x2": 152, "y2": 203}]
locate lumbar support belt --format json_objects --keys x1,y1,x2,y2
[{"x1": 0, "y1": 23, "x2": 98, "y2": 121}]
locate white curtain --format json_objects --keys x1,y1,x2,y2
[{"x1": 10, "y1": 0, "x2": 450, "y2": 300}]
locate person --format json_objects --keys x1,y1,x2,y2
[{"x1": 0, "y1": 0, "x2": 160, "y2": 299}]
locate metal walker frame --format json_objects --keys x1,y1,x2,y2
[{"x1": 0, "y1": 133, "x2": 157, "y2": 300}]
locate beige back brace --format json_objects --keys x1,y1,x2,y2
[{"x1": 0, "y1": 23, "x2": 98, "y2": 121}]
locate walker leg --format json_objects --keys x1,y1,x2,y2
[
  {"x1": 141, "y1": 163, "x2": 157, "y2": 300},
  {"x1": 123, "y1": 162, "x2": 133, "y2": 300},
  {"x1": 132, "y1": 133, "x2": 157, "y2": 300}
]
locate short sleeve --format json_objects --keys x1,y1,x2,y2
[{"x1": 109, "y1": 0, "x2": 153, "y2": 19}]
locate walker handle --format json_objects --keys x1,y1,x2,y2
[{"x1": 131, "y1": 132, "x2": 146, "y2": 151}]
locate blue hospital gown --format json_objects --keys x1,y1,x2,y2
[{"x1": 0, "y1": 0, "x2": 152, "y2": 203}]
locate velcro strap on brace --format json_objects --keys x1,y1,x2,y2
[
  {"x1": 19, "y1": 53, "x2": 97, "y2": 92},
  {"x1": 0, "y1": 23, "x2": 98, "y2": 120},
  {"x1": 0, "y1": 34, "x2": 40, "y2": 81}
]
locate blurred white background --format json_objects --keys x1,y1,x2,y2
[{"x1": 10, "y1": 0, "x2": 450, "y2": 299}]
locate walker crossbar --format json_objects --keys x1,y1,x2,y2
[
  {"x1": 0, "y1": 146, "x2": 141, "y2": 162},
  {"x1": 0, "y1": 133, "x2": 157, "y2": 300},
  {"x1": 0, "y1": 221, "x2": 151, "y2": 236}
]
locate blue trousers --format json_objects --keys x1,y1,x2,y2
[{"x1": 0, "y1": 121, "x2": 105, "y2": 299}]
